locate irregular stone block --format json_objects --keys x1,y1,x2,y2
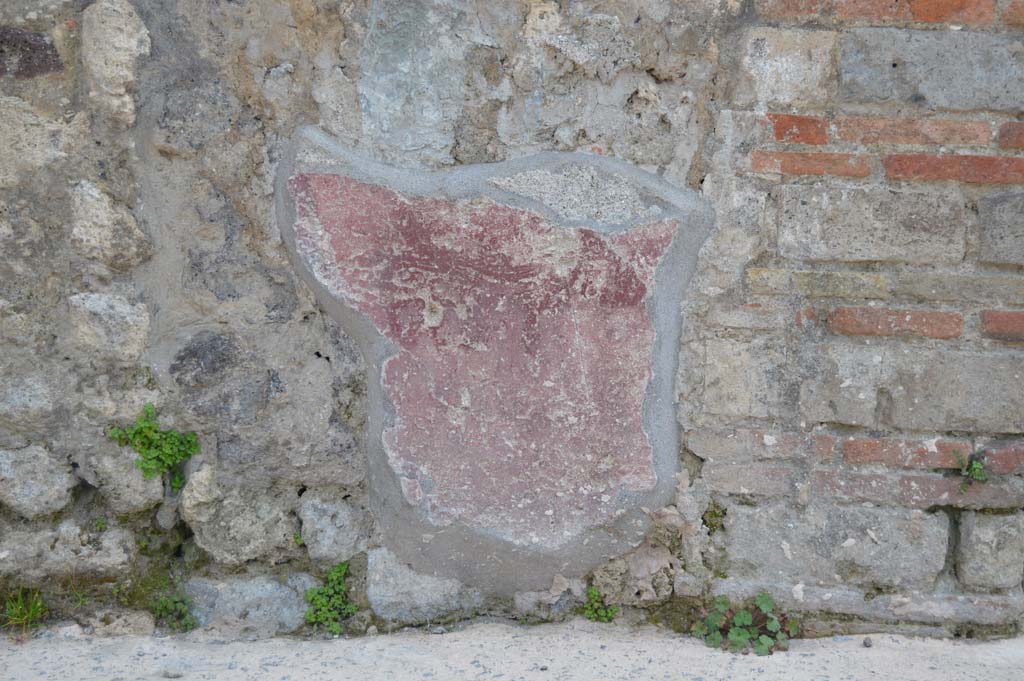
[
  {"x1": 69, "y1": 181, "x2": 150, "y2": 272},
  {"x1": 185, "y1": 574, "x2": 318, "y2": 637},
  {"x1": 0, "y1": 27, "x2": 62, "y2": 79},
  {"x1": 0, "y1": 96, "x2": 71, "y2": 188},
  {"x1": 720, "y1": 503, "x2": 949, "y2": 590},
  {"x1": 840, "y1": 29, "x2": 1024, "y2": 111},
  {"x1": 958, "y1": 512, "x2": 1024, "y2": 591},
  {"x1": 0, "y1": 522, "x2": 135, "y2": 585},
  {"x1": 0, "y1": 445, "x2": 76, "y2": 519},
  {"x1": 977, "y1": 192, "x2": 1024, "y2": 266},
  {"x1": 737, "y1": 28, "x2": 838, "y2": 107},
  {"x1": 181, "y1": 466, "x2": 297, "y2": 565},
  {"x1": 81, "y1": 0, "x2": 150, "y2": 126},
  {"x1": 298, "y1": 494, "x2": 369, "y2": 565},
  {"x1": 778, "y1": 186, "x2": 967, "y2": 265},
  {"x1": 277, "y1": 127, "x2": 713, "y2": 591},
  {"x1": 73, "y1": 446, "x2": 163, "y2": 515},
  {"x1": 366, "y1": 547, "x2": 482, "y2": 624},
  {"x1": 66, "y1": 293, "x2": 150, "y2": 363}
]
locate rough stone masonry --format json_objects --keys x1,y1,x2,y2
[{"x1": 1, "y1": 0, "x2": 1024, "y2": 639}]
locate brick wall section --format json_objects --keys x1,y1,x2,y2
[
  {"x1": 702, "y1": 1, "x2": 1024, "y2": 614},
  {"x1": 758, "y1": 0, "x2": 1012, "y2": 24}
]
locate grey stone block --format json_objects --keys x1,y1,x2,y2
[
  {"x1": 720, "y1": 503, "x2": 948, "y2": 590},
  {"x1": 959, "y1": 512, "x2": 1024, "y2": 591},
  {"x1": 978, "y1": 192, "x2": 1024, "y2": 267},
  {"x1": 778, "y1": 186, "x2": 966, "y2": 265},
  {"x1": 840, "y1": 29, "x2": 1024, "y2": 111}
]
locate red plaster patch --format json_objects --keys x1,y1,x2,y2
[{"x1": 290, "y1": 174, "x2": 676, "y2": 548}]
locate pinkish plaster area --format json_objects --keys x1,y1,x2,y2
[{"x1": 289, "y1": 173, "x2": 678, "y2": 549}]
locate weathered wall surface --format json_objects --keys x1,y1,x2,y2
[{"x1": 1, "y1": 0, "x2": 1023, "y2": 638}]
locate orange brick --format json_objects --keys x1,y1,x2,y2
[
  {"x1": 980, "y1": 310, "x2": 1024, "y2": 341},
  {"x1": 998, "y1": 122, "x2": 1024, "y2": 150},
  {"x1": 757, "y1": 0, "x2": 832, "y2": 19},
  {"x1": 827, "y1": 306, "x2": 963, "y2": 339},
  {"x1": 751, "y1": 151, "x2": 871, "y2": 178},
  {"x1": 838, "y1": 0, "x2": 996, "y2": 23},
  {"x1": 842, "y1": 437, "x2": 969, "y2": 469},
  {"x1": 813, "y1": 470, "x2": 1024, "y2": 509},
  {"x1": 884, "y1": 154, "x2": 1024, "y2": 184},
  {"x1": 835, "y1": 116, "x2": 991, "y2": 145},
  {"x1": 984, "y1": 442, "x2": 1024, "y2": 475},
  {"x1": 1005, "y1": 0, "x2": 1024, "y2": 26},
  {"x1": 768, "y1": 113, "x2": 829, "y2": 144}
]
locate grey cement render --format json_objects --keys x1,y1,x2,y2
[{"x1": 275, "y1": 126, "x2": 715, "y2": 593}]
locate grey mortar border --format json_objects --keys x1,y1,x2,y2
[{"x1": 275, "y1": 126, "x2": 716, "y2": 594}]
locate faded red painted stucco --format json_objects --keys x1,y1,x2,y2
[{"x1": 290, "y1": 174, "x2": 677, "y2": 548}]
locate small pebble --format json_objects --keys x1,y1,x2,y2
[{"x1": 863, "y1": 637, "x2": 873, "y2": 648}]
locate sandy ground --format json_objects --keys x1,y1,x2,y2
[{"x1": 2, "y1": 619, "x2": 1022, "y2": 681}]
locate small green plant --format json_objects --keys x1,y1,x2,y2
[
  {"x1": 94, "y1": 517, "x2": 108, "y2": 532},
  {"x1": 306, "y1": 562, "x2": 358, "y2": 635},
  {"x1": 4, "y1": 589, "x2": 47, "y2": 638},
  {"x1": 170, "y1": 471, "x2": 187, "y2": 492},
  {"x1": 955, "y1": 452, "x2": 989, "y2": 493},
  {"x1": 691, "y1": 593, "x2": 799, "y2": 655},
  {"x1": 109, "y1": 403, "x2": 199, "y2": 483},
  {"x1": 582, "y1": 586, "x2": 619, "y2": 623},
  {"x1": 149, "y1": 595, "x2": 198, "y2": 632},
  {"x1": 294, "y1": 532, "x2": 305, "y2": 546}
]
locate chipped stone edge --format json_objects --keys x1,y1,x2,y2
[{"x1": 274, "y1": 125, "x2": 715, "y2": 594}]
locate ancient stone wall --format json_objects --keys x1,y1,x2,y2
[{"x1": 1, "y1": 0, "x2": 1023, "y2": 637}]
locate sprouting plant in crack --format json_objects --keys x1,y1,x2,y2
[
  {"x1": 109, "y1": 403, "x2": 199, "y2": 489},
  {"x1": 306, "y1": 562, "x2": 358, "y2": 635},
  {"x1": 582, "y1": 586, "x2": 619, "y2": 623},
  {"x1": 3, "y1": 589, "x2": 47, "y2": 639},
  {"x1": 955, "y1": 452, "x2": 989, "y2": 493},
  {"x1": 691, "y1": 593, "x2": 799, "y2": 655}
]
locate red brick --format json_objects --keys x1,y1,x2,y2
[
  {"x1": 837, "y1": 0, "x2": 996, "y2": 24},
  {"x1": 983, "y1": 442, "x2": 1024, "y2": 475},
  {"x1": 835, "y1": 116, "x2": 991, "y2": 145},
  {"x1": 827, "y1": 306, "x2": 964, "y2": 339},
  {"x1": 884, "y1": 154, "x2": 1024, "y2": 184},
  {"x1": 768, "y1": 113, "x2": 829, "y2": 144},
  {"x1": 980, "y1": 310, "x2": 1024, "y2": 341},
  {"x1": 997, "y1": 122, "x2": 1024, "y2": 150},
  {"x1": 757, "y1": 0, "x2": 832, "y2": 19},
  {"x1": 898, "y1": 474, "x2": 1024, "y2": 509},
  {"x1": 813, "y1": 470, "x2": 1024, "y2": 508},
  {"x1": 751, "y1": 151, "x2": 871, "y2": 178},
  {"x1": 842, "y1": 437, "x2": 969, "y2": 469},
  {"x1": 1006, "y1": 0, "x2": 1024, "y2": 26}
]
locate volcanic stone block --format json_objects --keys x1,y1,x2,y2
[
  {"x1": 840, "y1": 29, "x2": 1024, "y2": 111},
  {"x1": 276, "y1": 127, "x2": 713, "y2": 591}
]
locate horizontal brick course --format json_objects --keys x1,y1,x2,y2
[
  {"x1": 751, "y1": 151, "x2": 871, "y2": 178},
  {"x1": 837, "y1": 0, "x2": 997, "y2": 24},
  {"x1": 981, "y1": 310, "x2": 1024, "y2": 341},
  {"x1": 892, "y1": 272, "x2": 1024, "y2": 304},
  {"x1": 828, "y1": 306, "x2": 963, "y2": 339},
  {"x1": 884, "y1": 154, "x2": 1024, "y2": 184},
  {"x1": 813, "y1": 470, "x2": 1024, "y2": 509},
  {"x1": 835, "y1": 117, "x2": 991, "y2": 146},
  {"x1": 768, "y1": 113, "x2": 828, "y2": 144},
  {"x1": 842, "y1": 437, "x2": 969, "y2": 469}
]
